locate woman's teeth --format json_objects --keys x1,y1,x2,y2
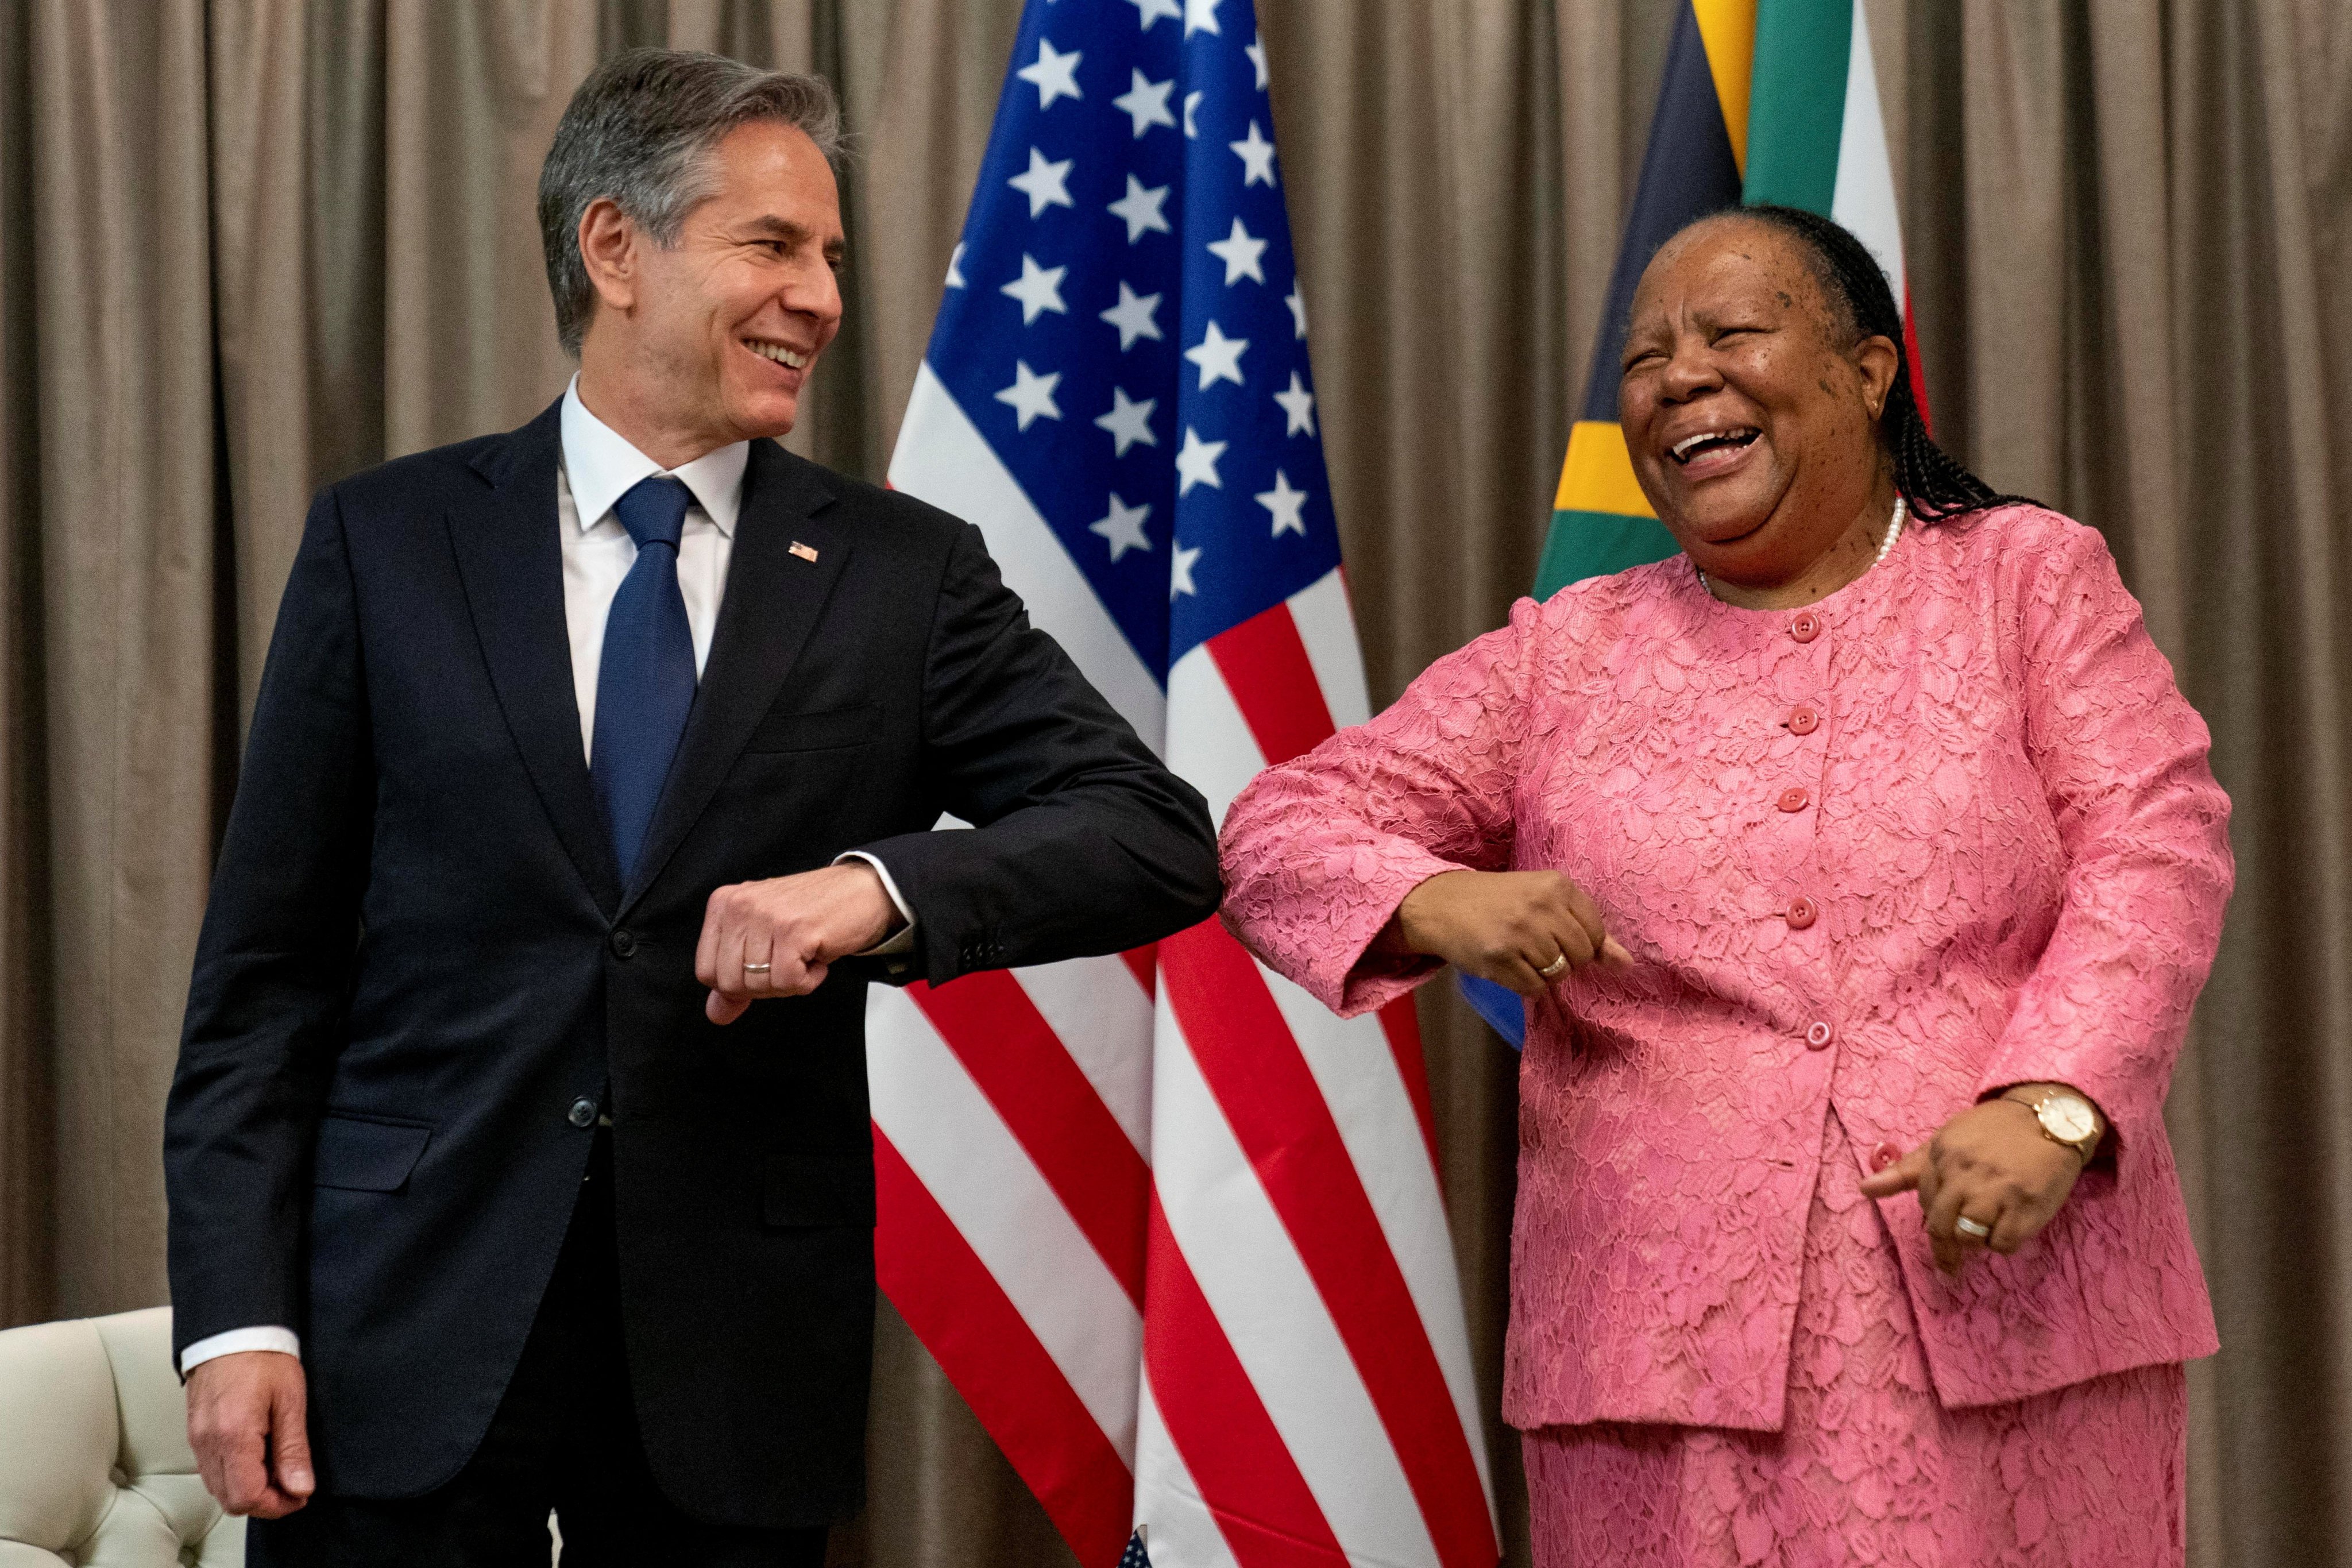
[
  {"x1": 1670, "y1": 427, "x2": 1759, "y2": 464},
  {"x1": 748, "y1": 341, "x2": 808, "y2": 369}
]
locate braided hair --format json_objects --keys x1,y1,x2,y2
[{"x1": 1718, "y1": 203, "x2": 2036, "y2": 522}]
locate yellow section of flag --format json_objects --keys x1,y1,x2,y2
[
  {"x1": 1691, "y1": 0, "x2": 1758, "y2": 176},
  {"x1": 1552, "y1": 421, "x2": 1655, "y2": 518}
]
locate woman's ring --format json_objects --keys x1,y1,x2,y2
[
  {"x1": 1955, "y1": 1216, "x2": 1992, "y2": 1241},
  {"x1": 743, "y1": 961, "x2": 773, "y2": 975},
  {"x1": 1538, "y1": 952, "x2": 1570, "y2": 981}
]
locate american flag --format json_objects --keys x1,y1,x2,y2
[{"x1": 871, "y1": 2, "x2": 1499, "y2": 1566}]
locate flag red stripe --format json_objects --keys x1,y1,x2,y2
[
  {"x1": 907, "y1": 973, "x2": 1149, "y2": 1307},
  {"x1": 1902, "y1": 288, "x2": 1932, "y2": 435},
  {"x1": 874, "y1": 1129, "x2": 1133, "y2": 1568},
  {"x1": 1207, "y1": 604, "x2": 1338, "y2": 767},
  {"x1": 1122, "y1": 943, "x2": 1157, "y2": 997},
  {"x1": 1376, "y1": 995, "x2": 1444, "y2": 1187},
  {"x1": 1143, "y1": 1195, "x2": 1350, "y2": 1568},
  {"x1": 1162, "y1": 924, "x2": 1498, "y2": 1567}
]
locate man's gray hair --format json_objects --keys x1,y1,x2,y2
[{"x1": 538, "y1": 49, "x2": 842, "y2": 356}]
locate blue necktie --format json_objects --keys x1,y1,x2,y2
[{"x1": 591, "y1": 475, "x2": 699, "y2": 882}]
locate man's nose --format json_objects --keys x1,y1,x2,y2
[{"x1": 783, "y1": 261, "x2": 844, "y2": 331}]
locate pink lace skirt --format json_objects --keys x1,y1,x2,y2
[{"x1": 1522, "y1": 1113, "x2": 2187, "y2": 1567}]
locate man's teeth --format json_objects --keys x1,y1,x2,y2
[
  {"x1": 748, "y1": 341, "x2": 808, "y2": 369},
  {"x1": 1671, "y1": 428, "x2": 1758, "y2": 461}
]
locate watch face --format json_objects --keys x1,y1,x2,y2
[{"x1": 2040, "y1": 1095, "x2": 2099, "y2": 1145}]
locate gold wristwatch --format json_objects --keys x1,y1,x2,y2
[{"x1": 2003, "y1": 1088, "x2": 2103, "y2": 1162}]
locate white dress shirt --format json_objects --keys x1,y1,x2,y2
[
  {"x1": 181, "y1": 380, "x2": 910, "y2": 1375},
  {"x1": 556, "y1": 377, "x2": 743, "y2": 752}
]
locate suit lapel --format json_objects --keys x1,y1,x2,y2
[
  {"x1": 446, "y1": 399, "x2": 625, "y2": 914},
  {"x1": 622, "y1": 439, "x2": 848, "y2": 912}
]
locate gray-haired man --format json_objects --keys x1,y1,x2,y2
[{"x1": 163, "y1": 49, "x2": 1218, "y2": 1566}]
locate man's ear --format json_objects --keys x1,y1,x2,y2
[
  {"x1": 1851, "y1": 333, "x2": 1901, "y2": 422},
  {"x1": 577, "y1": 197, "x2": 639, "y2": 316}
]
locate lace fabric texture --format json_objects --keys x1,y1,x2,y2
[
  {"x1": 1218, "y1": 505, "x2": 2233, "y2": 1430},
  {"x1": 1522, "y1": 1111, "x2": 2187, "y2": 1568}
]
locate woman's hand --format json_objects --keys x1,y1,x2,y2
[
  {"x1": 1389, "y1": 868, "x2": 1631, "y2": 995},
  {"x1": 1858, "y1": 1092, "x2": 2095, "y2": 1274}
]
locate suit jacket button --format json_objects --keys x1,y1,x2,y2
[
  {"x1": 567, "y1": 1098, "x2": 597, "y2": 1129},
  {"x1": 609, "y1": 928, "x2": 636, "y2": 958}
]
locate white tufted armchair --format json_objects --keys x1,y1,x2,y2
[{"x1": 0, "y1": 1306, "x2": 243, "y2": 1566}]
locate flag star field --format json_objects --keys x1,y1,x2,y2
[{"x1": 921, "y1": 0, "x2": 1337, "y2": 677}]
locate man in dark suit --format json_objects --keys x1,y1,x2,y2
[{"x1": 164, "y1": 49, "x2": 1219, "y2": 1566}]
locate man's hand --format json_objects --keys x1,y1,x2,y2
[
  {"x1": 187, "y1": 1350, "x2": 312, "y2": 1518},
  {"x1": 1389, "y1": 868, "x2": 1631, "y2": 995},
  {"x1": 696, "y1": 860, "x2": 902, "y2": 1023},
  {"x1": 1859, "y1": 1094, "x2": 2091, "y2": 1274}
]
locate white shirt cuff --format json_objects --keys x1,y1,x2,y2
[
  {"x1": 834, "y1": 852, "x2": 916, "y2": 956},
  {"x1": 181, "y1": 1325, "x2": 302, "y2": 1374}
]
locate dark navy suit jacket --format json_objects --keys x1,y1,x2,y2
[{"x1": 163, "y1": 399, "x2": 1219, "y2": 1527}]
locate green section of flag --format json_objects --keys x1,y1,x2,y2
[
  {"x1": 1533, "y1": 509, "x2": 1683, "y2": 600},
  {"x1": 1742, "y1": 0, "x2": 1849, "y2": 210}
]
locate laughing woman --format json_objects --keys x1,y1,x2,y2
[{"x1": 1218, "y1": 207, "x2": 2231, "y2": 1567}]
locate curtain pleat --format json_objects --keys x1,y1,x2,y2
[
  {"x1": 10, "y1": 0, "x2": 221, "y2": 1328},
  {"x1": 0, "y1": 2, "x2": 2345, "y2": 1562}
]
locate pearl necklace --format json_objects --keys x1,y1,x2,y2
[{"x1": 1697, "y1": 496, "x2": 1909, "y2": 601}]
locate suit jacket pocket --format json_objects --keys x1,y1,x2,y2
[
  {"x1": 313, "y1": 1113, "x2": 433, "y2": 1193},
  {"x1": 764, "y1": 1151, "x2": 876, "y2": 1229},
  {"x1": 745, "y1": 702, "x2": 880, "y2": 754}
]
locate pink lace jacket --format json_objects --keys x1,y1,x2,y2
[{"x1": 1221, "y1": 505, "x2": 2231, "y2": 1432}]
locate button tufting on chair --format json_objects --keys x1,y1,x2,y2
[{"x1": 0, "y1": 1307, "x2": 244, "y2": 1566}]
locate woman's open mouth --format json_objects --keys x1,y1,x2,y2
[{"x1": 1667, "y1": 426, "x2": 1760, "y2": 478}]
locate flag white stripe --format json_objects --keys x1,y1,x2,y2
[
  {"x1": 1285, "y1": 570, "x2": 1373, "y2": 731},
  {"x1": 891, "y1": 364, "x2": 1169, "y2": 751},
  {"x1": 1011, "y1": 953, "x2": 1156, "y2": 1157},
  {"x1": 1149, "y1": 988, "x2": 1443, "y2": 1568},
  {"x1": 1165, "y1": 644, "x2": 1270, "y2": 828},
  {"x1": 868, "y1": 986, "x2": 1141, "y2": 1457},
  {"x1": 1828, "y1": 0, "x2": 1906, "y2": 300}
]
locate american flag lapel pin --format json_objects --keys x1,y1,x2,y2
[{"x1": 788, "y1": 540, "x2": 820, "y2": 563}]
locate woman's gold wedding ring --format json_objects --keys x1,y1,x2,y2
[{"x1": 1538, "y1": 952, "x2": 1570, "y2": 981}]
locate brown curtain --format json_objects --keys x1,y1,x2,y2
[{"x1": 1, "y1": 2, "x2": 2345, "y2": 1563}]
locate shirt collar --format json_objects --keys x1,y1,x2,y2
[{"x1": 559, "y1": 376, "x2": 748, "y2": 538}]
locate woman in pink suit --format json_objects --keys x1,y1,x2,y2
[{"x1": 1219, "y1": 206, "x2": 2231, "y2": 1567}]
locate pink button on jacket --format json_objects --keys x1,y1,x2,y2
[{"x1": 1219, "y1": 506, "x2": 2231, "y2": 1432}]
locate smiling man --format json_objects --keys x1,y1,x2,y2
[{"x1": 162, "y1": 51, "x2": 1219, "y2": 1566}]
